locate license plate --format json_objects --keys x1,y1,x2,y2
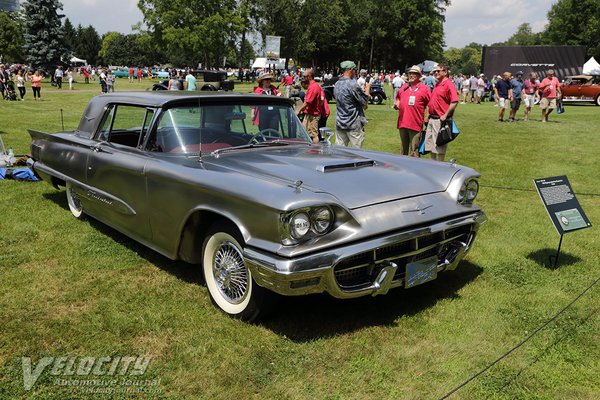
[{"x1": 406, "y1": 256, "x2": 438, "y2": 288}]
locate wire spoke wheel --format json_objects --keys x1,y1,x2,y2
[
  {"x1": 213, "y1": 240, "x2": 248, "y2": 304},
  {"x1": 66, "y1": 181, "x2": 84, "y2": 219}
]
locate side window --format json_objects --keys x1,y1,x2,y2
[
  {"x1": 96, "y1": 105, "x2": 154, "y2": 148},
  {"x1": 148, "y1": 105, "x2": 201, "y2": 153}
]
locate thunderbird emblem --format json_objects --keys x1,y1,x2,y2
[{"x1": 401, "y1": 204, "x2": 433, "y2": 215}]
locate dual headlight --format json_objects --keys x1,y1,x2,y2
[
  {"x1": 281, "y1": 206, "x2": 334, "y2": 244},
  {"x1": 458, "y1": 179, "x2": 479, "y2": 205}
]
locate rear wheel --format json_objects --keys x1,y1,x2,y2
[
  {"x1": 595, "y1": 95, "x2": 600, "y2": 106},
  {"x1": 66, "y1": 181, "x2": 84, "y2": 219},
  {"x1": 202, "y1": 223, "x2": 271, "y2": 322}
]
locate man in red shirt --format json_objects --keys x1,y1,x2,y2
[
  {"x1": 296, "y1": 68, "x2": 322, "y2": 143},
  {"x1": 424, "y1": 63, "x2": 459, "y2": 162},
  {"x1": 395, "y1": 65, "x2": 430, "y2": 157},
  {"x1": 539, "y1": 69, "x2": 561, "y2": 122}
]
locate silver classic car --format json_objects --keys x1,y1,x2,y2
[{"x1": 28, "y1": 92, "x2": 486, "y2": 321}]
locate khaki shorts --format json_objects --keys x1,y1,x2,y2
[
  {"x1": 425, "y1": 119, "x2": 447, "y2": 155},
  {"x1": 539, "y1": 97, "x2": 556, "y2": 110}
]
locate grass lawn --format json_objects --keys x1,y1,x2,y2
[{"x1": 0, "y1": 79, "x2": 598, "y2": 399}]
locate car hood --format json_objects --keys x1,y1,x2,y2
[{"x1": 206, "y1": 145, "x2": 459, "y2": 209}]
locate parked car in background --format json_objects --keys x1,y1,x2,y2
[
  {"x1": 28, "y1": 92, "x2": 486, "y2": 321},
  {"x1": 111, "y1": 67, "x2": 148, "y2": 78},
  {"x1": 152, "y1": 70, "x2": 235, "y2": 91},
  {"x1": 561, "y1": 75, "x2": 600, "y2": 106},
  {"x1": 322, "y1": 77, "x2": 388, "y2": 105}
]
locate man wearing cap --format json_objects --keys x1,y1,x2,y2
[
  {"x1": 395, "y1": 65, "x2": 430, "y2": 157},
  {"x1": 357, "y1": 69, "x2": 371, "y2": 96},
  {"x1": 539, "y1": 69, "x2": 561, "y2": 122},
  {"x1": 424, "y1": 64, "x2": 458, "y2": 162},
  {"x1": 476, "y1": 74, "x2": 485, "y2": 104},
  {"x1": 509, "y1": 71, "x2": 526, "y2": 122},
  {"x1": 333, "y1": 61, "x2": 369, "y2": 148},
  {"x1": 494, "y1": 72, "x2": 513, "y2": 122},
  {"x1": 295, "y1": 68, "x2": 323, "y2": 143}
]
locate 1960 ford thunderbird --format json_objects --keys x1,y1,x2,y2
[{"x1": 28, "y1": 92, "x2": 486, "y2": 321}]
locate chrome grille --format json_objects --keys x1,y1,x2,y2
[{"x1": 333, "y1": 223, "x2": 474, "y2": 290}]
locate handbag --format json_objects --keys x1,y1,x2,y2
[
  {"x1": 418, "y1": 130, "x2": 429, "y2": 155},
  {"x1": 436, "y1": 118, "x2": 460, "y2": 146}
]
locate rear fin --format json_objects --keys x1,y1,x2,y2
[{"x1": 27, "y1": 129, "x2": 53, "y2": 141}]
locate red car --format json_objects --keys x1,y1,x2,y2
[{"x1": 561, "y1": 75, "x2": 600, "y2": 106}]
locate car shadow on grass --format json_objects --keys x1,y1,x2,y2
[
  {"x1": 261, "y1": 261, "x2": 483, "y2": 342},
  {"x1": 526, "y1": 248, "x2": 581, "y2": 270},
  {"x1": 44, "y1": 189, "x2": 483, "y2": 340},
  {"x1": 42, "y1": 190, "x2": 203, "y2": 285}
]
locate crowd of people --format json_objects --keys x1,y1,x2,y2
[{"x1": 1, "y1": 59, "x2": 564, "y2": 161}]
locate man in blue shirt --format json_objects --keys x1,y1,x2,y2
[
  {"x1": 334, "y1": 60, "x2": 369, "y2": 148},
  {"x1": 494, "y1": 72, "x2": 513, "y2": 122},
  {"x1": 509, "y1": 71, "x2": 525, "y2": 122}
]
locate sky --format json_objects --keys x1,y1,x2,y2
[{"x1": 59, "y1": 0, "x2": 556, "y2": 49}]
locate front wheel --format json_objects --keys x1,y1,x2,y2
[
  {"x1": 202, "y1": 224, "x2": 271, "y2": 321},
  {"x1": 371, "y1": 93, "x2": 383, "y2": 105},
  {"x1": 595, "y1": 95, "x2": 600, "y2": 106}
]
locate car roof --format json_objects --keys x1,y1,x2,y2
[
  {"x1": 565, "y1": 75, "x2": 592, "y2": 80},
  {"x1": 77, "y1": 92, "x2": 294, "y2": 134}
]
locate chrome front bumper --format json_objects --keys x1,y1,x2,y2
[{"x1": 244, "y1": 211, "x2": 487, "y2": 299}]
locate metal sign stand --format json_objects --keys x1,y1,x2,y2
[{"x1": 549, "y1": 234, "x2": 564, "y2": 268}]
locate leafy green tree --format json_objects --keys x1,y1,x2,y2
[
  {"x1": 505, "y1": 23, "x2": 543, "y2": 46},
  {"x1": 544, "y1": 0, "x2": 600, "y2": 60},
  {"x1": 0, "y1": 11, "x2": 25, "y2": 63},
  {"x1": 63, "y1": 18, "x2": 77, "y2": 56},
  {"x1": 443, "y1": 45, "x2": 481, "y2": 76},
  {"x1": 137, "y1": 0, "x2": 244, "y2": 67},
  {"x1": 21, "y1": 0, "x2": 67, "y2": 72},
  {"x1": 73, "y1": 25, "x2": 101, "y2": 65},
  {"x1": 99, "y1": 32, "x2": 148, "y2": 66}
]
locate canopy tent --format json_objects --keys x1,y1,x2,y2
[
  {"x1": 251, "y1": 57, "x2": 286, "y2": 70},
  {"x1": 69, "y1": 56, "x2": 87, "y2": 65},
  {"x1": 418, "y1": 60, "x2": 438, "y2": 74},
  {"x1": 582, "y1": 57, "x2": 600, "y2": 75}
]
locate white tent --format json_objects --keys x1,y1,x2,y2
[
  {"x1": 582, "y1": 57, "x2": 600, "y2": 75},
  {"x1": 251, "y1": 57, "x2": 286, "y2": 70},
  {"x1": 69, "y1": 56, "x2": 87, "y2": 65}
]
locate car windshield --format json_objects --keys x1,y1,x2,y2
[{"x1": 146, "y1": 103, "x2": 312, "y2": 154}]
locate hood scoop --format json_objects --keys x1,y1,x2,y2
[{"x1": 319, "y1": 160, "x2": 376, "y2": 173}]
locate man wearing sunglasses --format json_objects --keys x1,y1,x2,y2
[{"x1": 423, "y1": 64, "x2": 459, "y2": 162}]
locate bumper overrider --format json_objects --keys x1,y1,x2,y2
[{"x1": 245, "y1": 211, "x2": 487, "y2": 299}]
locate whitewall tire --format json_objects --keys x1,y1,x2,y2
[{"x1": 66, "y1": 181, "x2": 84, "y2": 219}]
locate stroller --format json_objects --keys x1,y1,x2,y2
[{"x1": 3, "y1": 81, "x2": 17, "y2": 101}]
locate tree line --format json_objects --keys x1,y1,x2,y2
[{"x1": 0, "y1": 0, "x2": 598, "y2": 75}]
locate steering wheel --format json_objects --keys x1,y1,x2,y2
[{"x1": 248, "y1": 128, "x2": 281, "y2": 144}]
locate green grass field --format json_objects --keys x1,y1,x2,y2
[{"x1": 0, "y1": 80, "x2": 598, "y2": 399}]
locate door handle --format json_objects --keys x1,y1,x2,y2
[{"x1": 91, "y1": 145, "x2": 112, "y2": 154}]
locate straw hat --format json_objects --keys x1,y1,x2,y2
[
  {"x1": 257, "y1": 73, "x2": 274, "y2": 83},
  {"x1": 407, "y1": 65, "x2": 422, "y2": 75}
]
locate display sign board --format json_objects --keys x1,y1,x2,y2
[
  {"x1": 534, "y1": 176, "x2": 592, "y2": 235},
  {"x1": 482, "y1": 46, "x2": 586, "y2": 80},
  {"x1": 265, "y1": 35, "x2": 282, "y2": 62}
]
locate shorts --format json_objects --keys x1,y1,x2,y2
[
  {"x1": 539, "y1": 97, "x2": 556, "y2": 110},
  {"x1": 461, "y1": 88, "x2": 469, "y2": 93},
  {"x1": 510, "y1": 98, "x2": 521, "y2": 110},
  {"x1": 524, "y1": 95, "x2": 536, "y2": 108},
  {"x1": 424, "y1": 118, "x2": 447, "y2": 155},
  {"x1": 476, "y1": 89, "x2": 484, "y2": 98},
  {"x1": 499, "y1": 97, "x2": 509, "y2": 109}
]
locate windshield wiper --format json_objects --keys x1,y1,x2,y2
[{"x1": 210, "y1": 140, "x2": 306, "y2": 156}]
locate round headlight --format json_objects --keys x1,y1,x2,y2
[
  {"x1": 458, "y1": 184, "x2": 467, "y2": 203},
  {"x1": 291, "y1": 212, "x2": 310, "y2": 239},
  {"x1": 312, "y1": 207, "x2": 332, "y2": 234},
  {"x1": 466, "y1": 180, "x2": 479, "y2": 202}
]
